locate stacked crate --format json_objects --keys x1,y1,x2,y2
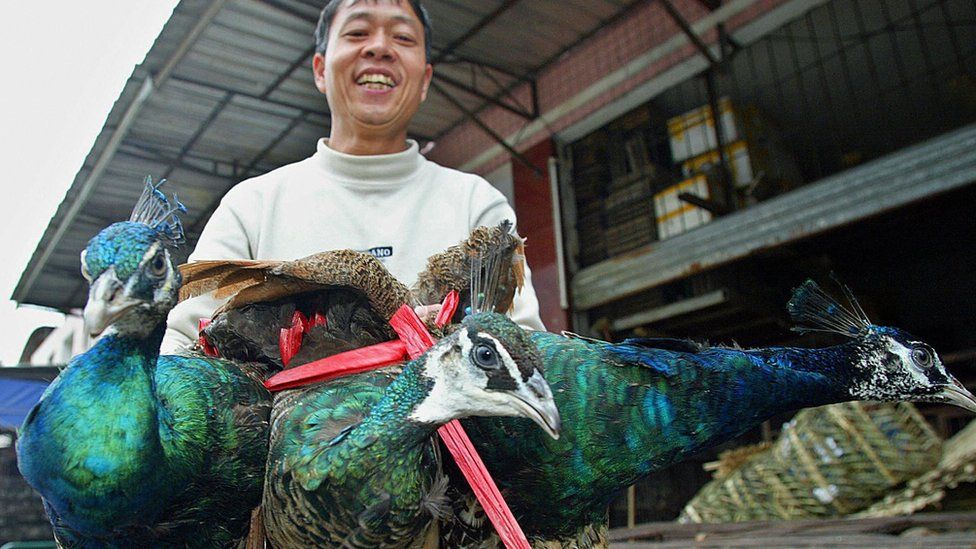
[
  {"x1": 657, "y1": 99, "x2": 802, "y2": 240},
  {"x1": 570, "y1": 106, "x2": 671, "y2": 266},
  {"x1": 571, "y1": 131, "x2": 612, "y2": 267}
]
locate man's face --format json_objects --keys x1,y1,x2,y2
[{"x1": 313, "y1": 0, "x2": 433, "y2": 139}]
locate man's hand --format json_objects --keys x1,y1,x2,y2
[{"x1": 414, "y1": 303, "x2": 442, "y2": 324}]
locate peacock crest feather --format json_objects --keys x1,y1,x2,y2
[
  {"x1": 787, "y1": 278, "x2": 872, "y2": 338},
  {"x1": 469, "y1": 220, "x2": 524, "y2": 316},
  {"x1": 129, "y1": 175, "x2": 187, "y2": 246}
]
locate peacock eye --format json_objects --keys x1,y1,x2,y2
[
  {"x1": 149, "y1": 253, "x2": 167, "y2": 277},
  {"x1": 911, "y1": 347, "x2": 933, "y2": 369},
  {"x1": 472, "y1": 343, "x2": 499, "y2": 369}
]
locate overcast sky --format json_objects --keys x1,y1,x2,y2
[{"x1": 0, "y1": 2, "x2": 180, "y2": 365}]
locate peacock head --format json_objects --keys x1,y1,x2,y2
[
  {"x1": 409, "y1": 311, "x2": 561, "y2": 439},
  {"x1": 789, "y1": 279, "x2": 976, "y2": 412},
  {"x1": 81, "y1": 177, "x2": 186, "y2": 338}
]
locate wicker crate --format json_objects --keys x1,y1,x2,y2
[{"x1": 680, "y1": 402, "x2": 942, "y2": 523}]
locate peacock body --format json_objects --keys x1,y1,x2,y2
[
  {"x1": 448, "y1": 282, "x2": 976, "y2": 545},
  {"x1": 16, "y1": 180, "x2": 270, "y2": 547},
  {"x1": 262, "y1": 312, "x2": 559, "y2": 548}
]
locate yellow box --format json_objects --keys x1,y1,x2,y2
[
  {"x1": 668, "y1": 98, "x2": 741, "y2": 163},
  {"x1": 653, "y1": 175, "x2": 714, "y2": 240},
  {"x1": 681, "y1": 141, "x2": 755, "y2": 188}
]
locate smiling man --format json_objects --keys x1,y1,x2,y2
[{"x1": 162, "y1": 0, "x2": 544, "y2": 351}]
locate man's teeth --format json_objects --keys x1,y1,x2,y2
[{"x1": 357, "y1": 74, "x2": 395, "y2": 89}]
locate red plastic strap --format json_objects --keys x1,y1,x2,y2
[
  {"x1": 438, "y1": 421, "x2": 530, "y2": 549},
  {"x1": 260, "y1": 291, "x2": 529, "y2": 547},
  {"x1": 197, "y1": 318, "x2": 220, "y2": 358},
  {"x1": 279, "y1": 310, "x2": 308, "y2": 367},
  {"x1": 389, "y1": 305, "x2": 436, "y2": 359},
  {"x1": 311, "y1": 312, "x2": 328, "y2": 328},
  {"x1": 264, "y1": 340, "x2": 409, "y2": 391},
  {"x1": 435, "y1": 290, "x2": 460, "y2": 328}
]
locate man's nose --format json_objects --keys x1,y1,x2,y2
[{"x1": 363, "y1": 31, "x2": 394, "y2": 60}]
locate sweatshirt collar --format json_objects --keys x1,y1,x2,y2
[{"x1": 314, "y1": 138, "x2": 423, "y2": 185}]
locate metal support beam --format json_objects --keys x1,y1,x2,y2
[
  {"x1": 435, "y1": 72, "x2": 536, "y2": 120},
  {"x1": 261, "y1": 44, "x2": 316, "y2": 99},
  {"x1": 431, "y1": 81, "x2": 544, "y2": 176},
  {"x1": 432, "y1": 0, "x2": 523, "y2": 64},
  {"x1": 703, "y1": 68, "x2": 736, "y2": 210},
  {"x1": 170, "y1": 75, "x2": 330, "y2": 118},
  {"x1": 692, "y1": 0, "x2": 722, "y2": 11},
  {"x1": 678, "y1": 191, "x2": 729, "y2": 215},
  {"x1": 162, "y1": 92, "x2": 235, "y2": 179},
  {"x1": 241, "y1": 112, "x2": 311, "y2": 179},
  {"x1": 659, "y1": 0, "x2": 719, "y2": 65},
  {"x1": 119, "y1": 144, "x2": 240, "y2": 181},
  {"x1": 436, "y1": 52, "x2": 528, "y2": 82},
  {"x1": 658, "y1": 0, "x2": 735, "y2": 209}
]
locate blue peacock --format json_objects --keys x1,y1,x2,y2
[
  {"x1": 444, "y1": 279, "x2": 976, "y2": 546},
  {"x1": 182, "y1": 226, "x2": 976, "y2": 547},
  {"x1": 16, "y1": 178, "x2": 270, "y2": 547}
]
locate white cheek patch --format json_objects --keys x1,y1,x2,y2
[
  {"x1": 158, "y1": 249, "x2": 179, "y2": 297},
  {"x1": 410, "y1": 335, "x2": 474, "y2": 424},
  {"x1": 848, "y1": 339, "x2": 929, "y2": 400}
]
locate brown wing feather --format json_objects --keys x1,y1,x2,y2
[
  {"x1": 185, "y1": 251, "x2": 409, "y2": 320},
  {"x1": 221, "y1": 279, "x2": 322, "y2": 313},
  {"x1": 270, "y1": 250, "x2": 410, "y2": 320},
  {"x1": 411, "y1": 222, "x2": 525, "y2": 314},
  {"x1": 178, "y1": 260, "x2": 282, "y2": 301}
]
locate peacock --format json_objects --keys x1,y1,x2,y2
[
  {"x1": 442, "y1": 280, "x2": 976, "y2": 546},
  {"x1": 16, "y1": 178, "x2": 270, "y2": 547},
  {"x1": 181, "y1": 226, "x2": 976, "y2": 547},
  {"x1": 262, "y1": 310, "x2": 560, "y2": 547}
]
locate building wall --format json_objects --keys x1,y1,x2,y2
[
  {"x1": 29, "y1": 315, "x2": 88, "y2": 366},
  {"x1": 427, "y1": 0, "x2": 797, "y2": 175},
  {"x1": 512, "y1": 139, "x2": 569, "y2": 332}
]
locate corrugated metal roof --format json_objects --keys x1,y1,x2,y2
[{"x1": 13, "y1": 0, "x2": 643, "y2": 311}]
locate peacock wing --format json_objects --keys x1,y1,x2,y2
[
  {"x1": 188, "y1": 250, "x2": 411, "y2": 372},
  {"x1": 263, "y1": 368, "x2": 399, "y2": 547},
  {"x1": 412, "y1": 221, "x2": 525, "y2": 320},
  {"x1": 178, "y1": 259, "x2": 281, "y2": 303},
  {"x1": 454, "y1": 330, "x2": 706, "y2": 541},
  {"x1": 150, "y1": 353, "x2": 271, "y2": 544}
]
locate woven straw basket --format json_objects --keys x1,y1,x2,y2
[{"x1": 680, "y1": 402, "x2": 942, "y2": 523}]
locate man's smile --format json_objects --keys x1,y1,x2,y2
[{"x1": 356, "y1": 71, "x2": 397, "y2": 91}]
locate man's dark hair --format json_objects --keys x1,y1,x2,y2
[{"x1": 314, "y1": 0, "x2": 433, "y2": 62}]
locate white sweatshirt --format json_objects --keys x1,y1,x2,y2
[{"x1": 161, "y1": 139, "x2": 544, "y2": 352}]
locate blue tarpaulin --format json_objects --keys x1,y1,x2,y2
[{"x1": 0, "y1": 378, "x2": 50, "y2": 430}]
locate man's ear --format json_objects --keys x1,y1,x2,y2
[
  {"x1": 420, "y1": 63, "x2": 433, "y2": 102},
  {"x1": 312, "y1": 53, "x2": 328, "y2": 95}
]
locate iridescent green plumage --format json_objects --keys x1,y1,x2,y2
[{"x1": 17, "y1": 179, "x2": 270, "y2": 547}]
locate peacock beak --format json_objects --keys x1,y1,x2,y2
[
  {"x1": 507, "y1": 371, "x2": 562, "y2": 440},
  {"x1": 84, "y1": 269, "x2": 140, "y2": 337},
  {"x1": 940, "y1": 376, "x2": 976, "y2": 413}
]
